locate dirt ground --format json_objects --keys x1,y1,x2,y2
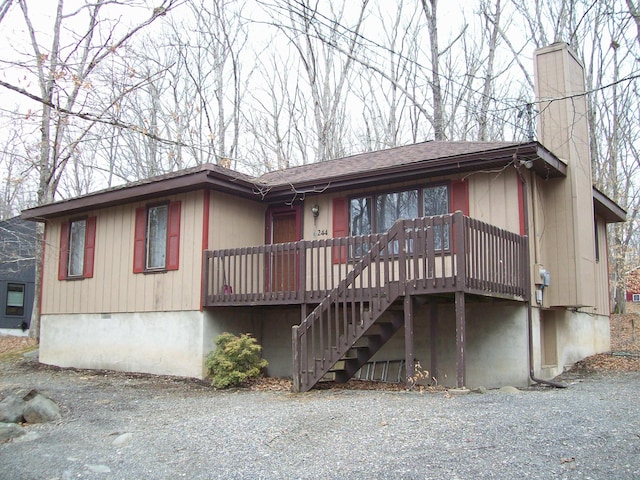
[
  {"x1": 575, "y1": 312, "x2": 640, "y2": 372},
  {"x1": 0, "y1": 335, "x2": 36, "y2": 357}
]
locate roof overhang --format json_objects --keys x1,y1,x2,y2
[
  {"x1": 263, "y1": 142, "x2": 567, "y2": 202},
  {"x1": 593, "y1": 188, "x2": 626, "y2": 223},
  {"x1": 21, "y1": 168, "x2": 258, "y2": 221},
  {"x1": 21, "y1": 141, "x2": 569, "y2": 220}
]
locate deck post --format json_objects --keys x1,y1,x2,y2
[
  {"x1": 404, "y1": 295, "x2": 415, "y2": 388},
  {"x1": 298, "y1": 245, "x2": 306, "y2": 301},
  {"x1": 430, "y1": 300, "x2": 438, "y2": 383},
  {"x1": 292, "y1": 325, "x2": 300, "y2": 393},
  {"x1": 454, "y1": 211, "x2": 466, "y2": 288},
  {"x1": 455, "y1": 290, "x2": 466, "y2": 388}
]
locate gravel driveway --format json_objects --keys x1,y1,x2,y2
[{"x1": 1, "y1": 359, "x2": 639, "y2": 480}]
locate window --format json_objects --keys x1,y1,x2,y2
[
  {"x1": 68, "y1": 219, "x2": 86, "y2": 276},
  {"x1": 333, "y1": 181, "x2": 467, "y2": 263},
  {"x1": 424, "y1": 185, "x2": 449, "y2": 250},
  {"x1": 349, "y1": 185, "x2": 450, "y2": 255},
  {"x1": 377, "y1": 190, "x2": 419, "y2": 233},
  {"x1": 133, "y1": 201, "x2": 181, "y2": 273},
  {"x1": 147, "y1": 205, "x2": 168, "y2": 269},
  {"x1": 6, "y1": 283, "x2": 25, "y2": 316},
  {"x1": 633, "y1": 294, "x2": 640, "y2": 303},
  {"x1": 350, "y1": 185, "x2": 449, "y2": 235},
  {"x1": 58, "y1": 217, "x2": 96, "y2": 280}
]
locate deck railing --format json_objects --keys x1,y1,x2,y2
[{"x1": 202, "y1": 212, "x2": 529, "y2": 306}]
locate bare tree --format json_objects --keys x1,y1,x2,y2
[
  {"x1": 277, "y1": 0, "x2": 369, "y2": 162},
  {"x1": 420, "y1": 0, "x2": 445, "y2": 140},
  {"x1": 0, "y1": 0, "x2": 182, "y2": 339}
]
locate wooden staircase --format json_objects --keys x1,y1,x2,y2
[
  {"x1": 292, "y1": 222, "x2": 408, "y2": 393},
  {"x1": 328, "y1": 310, "x2": 404, "y2": 383}
]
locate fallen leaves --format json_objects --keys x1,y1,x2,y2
[
  {"x1": 572, "y1": 313, "x2": 640, "y2": 373},
  {"x1": 0, "y1": 336, "x2": 37, "y2": 358}
]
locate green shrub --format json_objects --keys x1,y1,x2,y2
[{"x1": 205, "y1": 333, "x2": 268, "y2": 388}]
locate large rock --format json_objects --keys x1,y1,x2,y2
[
  {"x1": 0, "y1": 395, "x2": 26, "y2": 423},
  {"x1": 0, "y1": 422, "x2": 26, "y2": 442},
  {"x1": 22, "y1": 391, "x2": 61, "y2": 424}
]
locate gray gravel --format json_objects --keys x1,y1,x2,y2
[{"x1": 1, "y1": 360, "x2": 639, "y2": 480}]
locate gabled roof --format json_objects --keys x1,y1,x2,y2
[{"x1": 22, "y1": 140, "x2": 568, "y2": 220}]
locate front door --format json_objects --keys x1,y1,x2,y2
[{"x1": 268, "y1": 206, "x2": 301, "y2": 292}]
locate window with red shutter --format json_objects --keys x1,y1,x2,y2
[
  {"x1": 133, "y1": 201, "x2": 181, "y2": 273},
  {"x1": 58, "y1": 216, "x2": 97, "y2": 280}
]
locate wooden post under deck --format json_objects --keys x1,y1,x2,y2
[
  {"x1": 404, "y1": 295, "x2": 415, "y2": 387},
  {"x1": 292, "y1": 325, "x2": 300, "y2": 393},
  {"x1": 455, "y1": 291, "x2": 466, "y2": 388},
  {"x1": 430, "y1": 301, "x2": 438, "y2": 383}
]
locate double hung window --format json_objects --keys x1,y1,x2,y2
[
  {"x1": 146, "y1": 205, "x2": 168, "y2": 270},
  {"x1": 58, "y1": 217, "x2": 96, "y2": 280},
  {"x1": 133, "y1": 201, "x2": 181, "y2": 273},
  {"x1": 68, "y1": 219, "x2": 87, "y2": 277}
]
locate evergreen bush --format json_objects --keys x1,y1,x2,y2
[{"x1": 205, "y1": 333, "x2": 268, "y2": 388}]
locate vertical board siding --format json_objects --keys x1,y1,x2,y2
[
  {"x1": 41, "y1": 191, "x2": 204, "y2": 315},
  {"x1": 594, "y1": 217, "x2": 611, "y2": 315},
  {"x1": 208, "y1": 191, "x2": 265, "y2": 251}
]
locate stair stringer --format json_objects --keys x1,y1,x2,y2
[{"x1": 293, "y1": 221, "x2": 408, "y2": 393}]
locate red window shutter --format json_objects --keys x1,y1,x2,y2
[
  {"x1": 451, "y1": 180, "x2": 469, "y2": 215},
  {"x1": 332, "y1": 197, "x2": 348, "y2": 264},
  {"x1": 83, "y1": 216, "x2": 97, "y2": 278},
  {"x1": 166, "y1": 201, "x2": 181, "y2": 271},
  {"x1": 58, "y1": 221, "x2": 70, "y2": 280},
  {"x1": 133, "y1": 207, "x2": 147, "y2": 273}
]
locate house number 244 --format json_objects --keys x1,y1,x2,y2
[{"x1": 315, "y1": 229, "x2": 328, "y2": 237}]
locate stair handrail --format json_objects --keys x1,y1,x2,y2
[
  {"x1": 293, "y1": 217, "x2": 410, "y2": 391},
  {"x1": 300, "y1": 218, "x2": 406, "y2": 329}
]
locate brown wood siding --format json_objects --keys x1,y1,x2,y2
[
  {"x1": 593, "y1": 216, "x2": 611, "y2": 315},
  {"x1": 534, "y1": 44, "x2": 596, "y2": 308},
  {"x1": 467, "y1": 169, "x2": 521, "y2": 235},
  {"x1": 208, "y1": 191, "x2": 266, "y2": 250},
  {"x1": 41, "y1": 191, "x2": 204, "y2": 314}
]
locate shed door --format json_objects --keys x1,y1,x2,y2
[{"x1": 270, "y1": 209, "x2": 300, "y2": 292}]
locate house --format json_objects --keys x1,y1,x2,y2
[
  {"x1": 21, "y1": 43, "x2": 625, "y2": 391},
  {"x1": 625, "y1": 269, "x2": 640, "y2": 303},
  {"x1": 0, "y1": 216, "x2": 36, "y2": 333}
]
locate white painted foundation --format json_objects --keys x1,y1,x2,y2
[
  {"x1": 38, "y1": 303, "x2": 611, "y2": 388},
  {"x1": 40, "y1": 311, "x2": 208, "y2": 378}
]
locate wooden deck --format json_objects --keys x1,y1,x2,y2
[
  {"x1": 203, "y1": 212, "x2": 530, "y2": 392},
  {"x1": 202, "y1": 212, "x2": 529, "y2": 307}
]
